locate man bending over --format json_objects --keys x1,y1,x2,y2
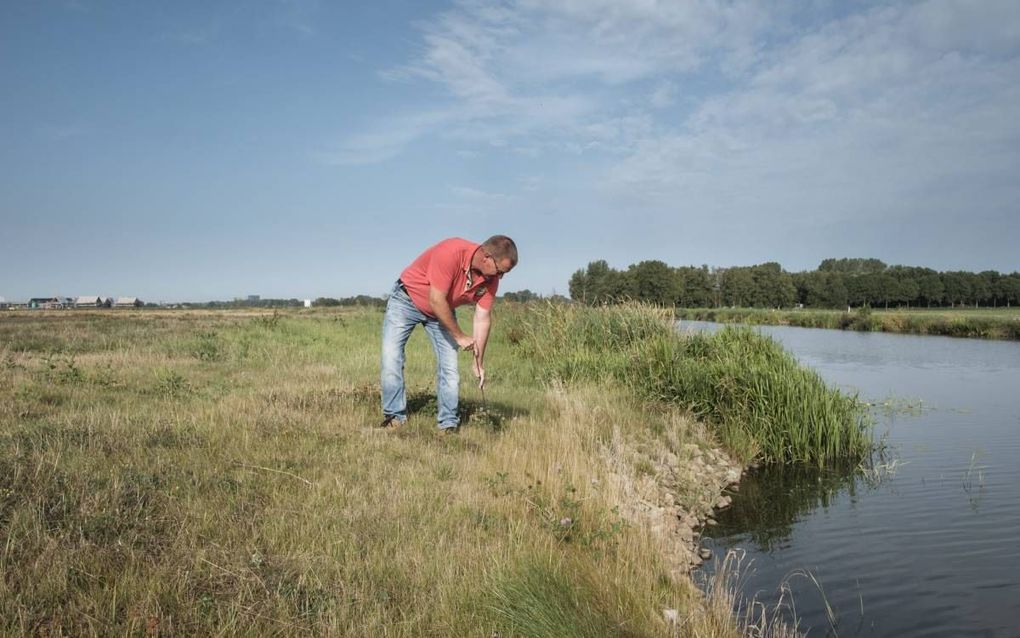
[{"x1": 379, "y1": 235, "x2": 518, "y2": 433}]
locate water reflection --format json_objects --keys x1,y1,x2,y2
[{"x1": 714, "y1": 462, "x2": 869, "y2": 553}]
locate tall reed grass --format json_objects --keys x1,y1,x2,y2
[{"x1": 510, "y1": 303, "x2": 871, "y2": 466}]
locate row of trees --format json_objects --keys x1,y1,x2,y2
[
  {"x1": 568, "y1": 258, "x2": 1020, "y2": 309},
  {"x1": 314, "y1": 295, "x2": 386, "y2": 308}
]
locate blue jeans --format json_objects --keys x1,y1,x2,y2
[{"x1": 380, "y1": 282, "x2": 460, "y2": 429}]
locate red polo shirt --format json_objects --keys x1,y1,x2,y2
[{"x1": 400, "y1": 238, "x2": 499, "y2": 317}]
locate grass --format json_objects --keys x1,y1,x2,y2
[
  {"x1": 676, "y1": 307, "x2": 1020, "y2": 340},
  {"x1": 508, "y1": 303, "x2": 871, "y2": 466},
  {"x1": 1, "y1": 307, "x2": 756, "y2": 636}
]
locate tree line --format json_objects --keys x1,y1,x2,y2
[{"x1": 568, "y1": 257, "x2": 1020, "y2": 309}]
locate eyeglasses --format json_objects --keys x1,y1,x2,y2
[{"x1": 487, "y1": 253, "x2": 510, "y2": 278}]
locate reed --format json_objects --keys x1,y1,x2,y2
[
  {"x1": 629, "y1": 327, "x2": 871, "y2": 466},
  {"x1": 509, "y1": 303, "x2": 871, "y2": 466}
]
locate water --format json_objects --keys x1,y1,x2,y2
[{"x1": 680, "y1": 321, "x2": 1020, "y2": 637}]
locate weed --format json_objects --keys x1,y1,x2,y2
[
  {"x1": 487, "y1": 560, "x2": 618, "y2": 637},
  {"x1": 251, "y1": 311, "x2": 282, "y2": 330},
  {"x1": 484, "y1": 471, "x2": 513, "y2": 497},
  {"x1": 2, "y1": 351, "x2": 21, "y2": 371},
  {"x1": 193, "y1": 331, "x2": 224, "y2": 361},
  {"x1": 153, "y1": 368, "x2": 191, "y2": 399},
  {"x1": 434, "y1": 463, "x2": 455, "y2": 481}
]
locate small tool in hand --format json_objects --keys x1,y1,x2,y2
[{"x1": 474, "y1": 350, "x2": 487, "y2": 410}]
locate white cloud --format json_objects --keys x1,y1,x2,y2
[
  {"x1": 316, "y1": 110, "x2": 455, "y2": 165},
  {"x1": 451, "y1": 185, "x2": 506, "y2": 201},
  {"x1": 649, "y1": 81, "x2": 677, "y2": 109},
  {"x1": 332, "y1": 0, "x2": 1020, "y2": 249},
  {"x1": 605, "y1": 1, "x2": 1020, "y2": 229}
]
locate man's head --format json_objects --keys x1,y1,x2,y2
[{"x1": 477, "y1": 235, "x2": 517, "y2": 279}]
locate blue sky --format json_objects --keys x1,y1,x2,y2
[{"x1": 2, "y1": 0, "x2": 1018, "y2": 302}]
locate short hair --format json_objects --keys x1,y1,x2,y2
[{"x1": 481, "y1": 235, "x2": 518, "y2": 266}]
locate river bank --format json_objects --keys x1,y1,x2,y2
[
  {"x1": 675, "y1": 307, "x2": 1020, "y2": 340},
  {"x1": 692, "y1": 320, "x2": 1020, "y2": 636},
  {"x1": 0, "y1": 306, "x2": 861, "y2": 635}
]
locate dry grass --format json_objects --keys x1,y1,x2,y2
[{"x1": 0, "y1": 308, "x2": 753, "y2": 636}]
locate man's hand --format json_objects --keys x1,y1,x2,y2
[
  {"x1": 456, "y1": 334, "x2": 476, "y2": 351},
  {"x1": 473, "y1": 351, "x2": 486, "y2": 390}
]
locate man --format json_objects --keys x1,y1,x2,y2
[{"x1": 380, "y1": 235, "x2": 518, "y2": 432}]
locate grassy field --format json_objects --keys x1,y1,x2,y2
[
  {"x1": 0, "y1": 305, "x2": 864, "y2": 635},
  {"x1": 676, "y1": 307, "x2": 1020, "y2": 340}
]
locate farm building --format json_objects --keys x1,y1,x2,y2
[
  {"x1": 114, "y1": 297, "x2": 143, "y2": 308},
  {"x1": 74, "y1": 296, "x2": 105, "y2": 308},
  {"x1": 29, "y1": 297, "x2": 64, "y2": 309}
]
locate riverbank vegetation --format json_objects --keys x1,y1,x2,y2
[
  {"x1": 0, "y1": 305, "x2": 861, "y2": 635},
  {"x1": 675, "y1": 307, "x2": 1020, "y2": 341},
  {"x1": 507, "y1": 304, "x2": 871, "y2": 466}
]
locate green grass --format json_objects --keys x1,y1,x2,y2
[
  {"x1": 676, "y1": 307, "x2": 1020, "y2": 340},
  {"x1": 509, "y1": 303, "x2": 872, "y2": 466},
  {"x1": 2, "y1": 307, "x2": 760, "y2": 636}
]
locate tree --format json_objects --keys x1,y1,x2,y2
[
  {"x1": 978, "y1": 271, "x2": 1000, "y2": 306},
  {"x1": 627, "y1": 260, "x2": 678, "y2": 306},
  {"x1": 569, "y1": 260, "x2": 613, "y2": 304},
  {"x1": 675, "y1": 266, "x2": 714, "y2": 307},
  {"x1": 941, "y1": 272, "x2": 971, "y2": 307},
  {"x1": 998, "y1": 273, "x2": 1020, "y2": 307},
  {"x1": 749, "y1": 263, "x2": 796, "y2": 308},
  {"x1": 502, "y1": 289, "x2": 540, "y2": 303},
  {"x1": 720, "y1": 268, "x2": 756, "y2": 307},
  {"x1": 796, "y1": 271, "x2": 847, "y2": 308},
  {"x1": 915, "y1": 269, "x2": 944, "y2": 307},
  {"x1": 818, "y1": 258, "x2": 887, "y2": 275}
]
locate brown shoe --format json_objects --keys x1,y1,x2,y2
[
  {"x1": 437, "y1": 426, "x2": 459, "y2": 436},
  {"x1": 378, "y1": 416, "x2": 404, "y2": 429}
]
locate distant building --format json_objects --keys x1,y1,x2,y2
[
  {"x1": 303, "y1": 299, "x2": 312, "y2": 308},
  {"x1": 74, "y1": 296, "x2": 105, "y2": 308},
  {"x1": 0, "y1": 296, "x2": 7, "y2": 310},
  {"x1": 29, "y1": 297, "x2": 64, "y2": 309},
  {"x1": 114, "y1": 297, "x2": 143, "y2": 308},
  {"x1": 248, "y1": 295, "x2": 261, "y2": 303}
]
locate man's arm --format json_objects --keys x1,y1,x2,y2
[
  {"x1": 429, "y1": 286, "x2": 475, "y2": 351},
  {"x1": 472, "y1": 305, "x2": 492, "y2": 388},
  {"x1": 472, "y1": 305, "x2": 492, "y2": 362}
]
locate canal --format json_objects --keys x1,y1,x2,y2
[{"x1": 681, "y1": 321, "x2": 1020, "y2": 637}]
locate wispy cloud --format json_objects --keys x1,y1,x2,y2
[
  {"x1": 609, "y1": 1, "x2": 1020, "y2": 228},
  {"x1": 315, "y1": 110, "x2": 456, "y2": 165},
  {"x1": 273, "y1": 0, "x2": 319, "y2": 37},
  {"x1": 39, "y1": 124, "x2": 90, "y2": 141},
  {"x1": 331, "y1": 0, "x2": 1020, "y2": 240},
  {"x1": 450, "y1": 185, "x2": 506, "y2": 201},
  {"x1": 160, "y1": 24, "x2": 220, "y2": 46}
]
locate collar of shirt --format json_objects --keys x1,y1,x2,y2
[{"x1": 463, "y1": 247, "x2": 494, "y2": 292}]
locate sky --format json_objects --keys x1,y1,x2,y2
[{"x1": 1, "y1": 0, "x2": 1018, "y2": 302}]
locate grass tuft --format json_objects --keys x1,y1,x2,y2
[{"x1": 509, "y1": 303, "x2": 872, "y2": 466}]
